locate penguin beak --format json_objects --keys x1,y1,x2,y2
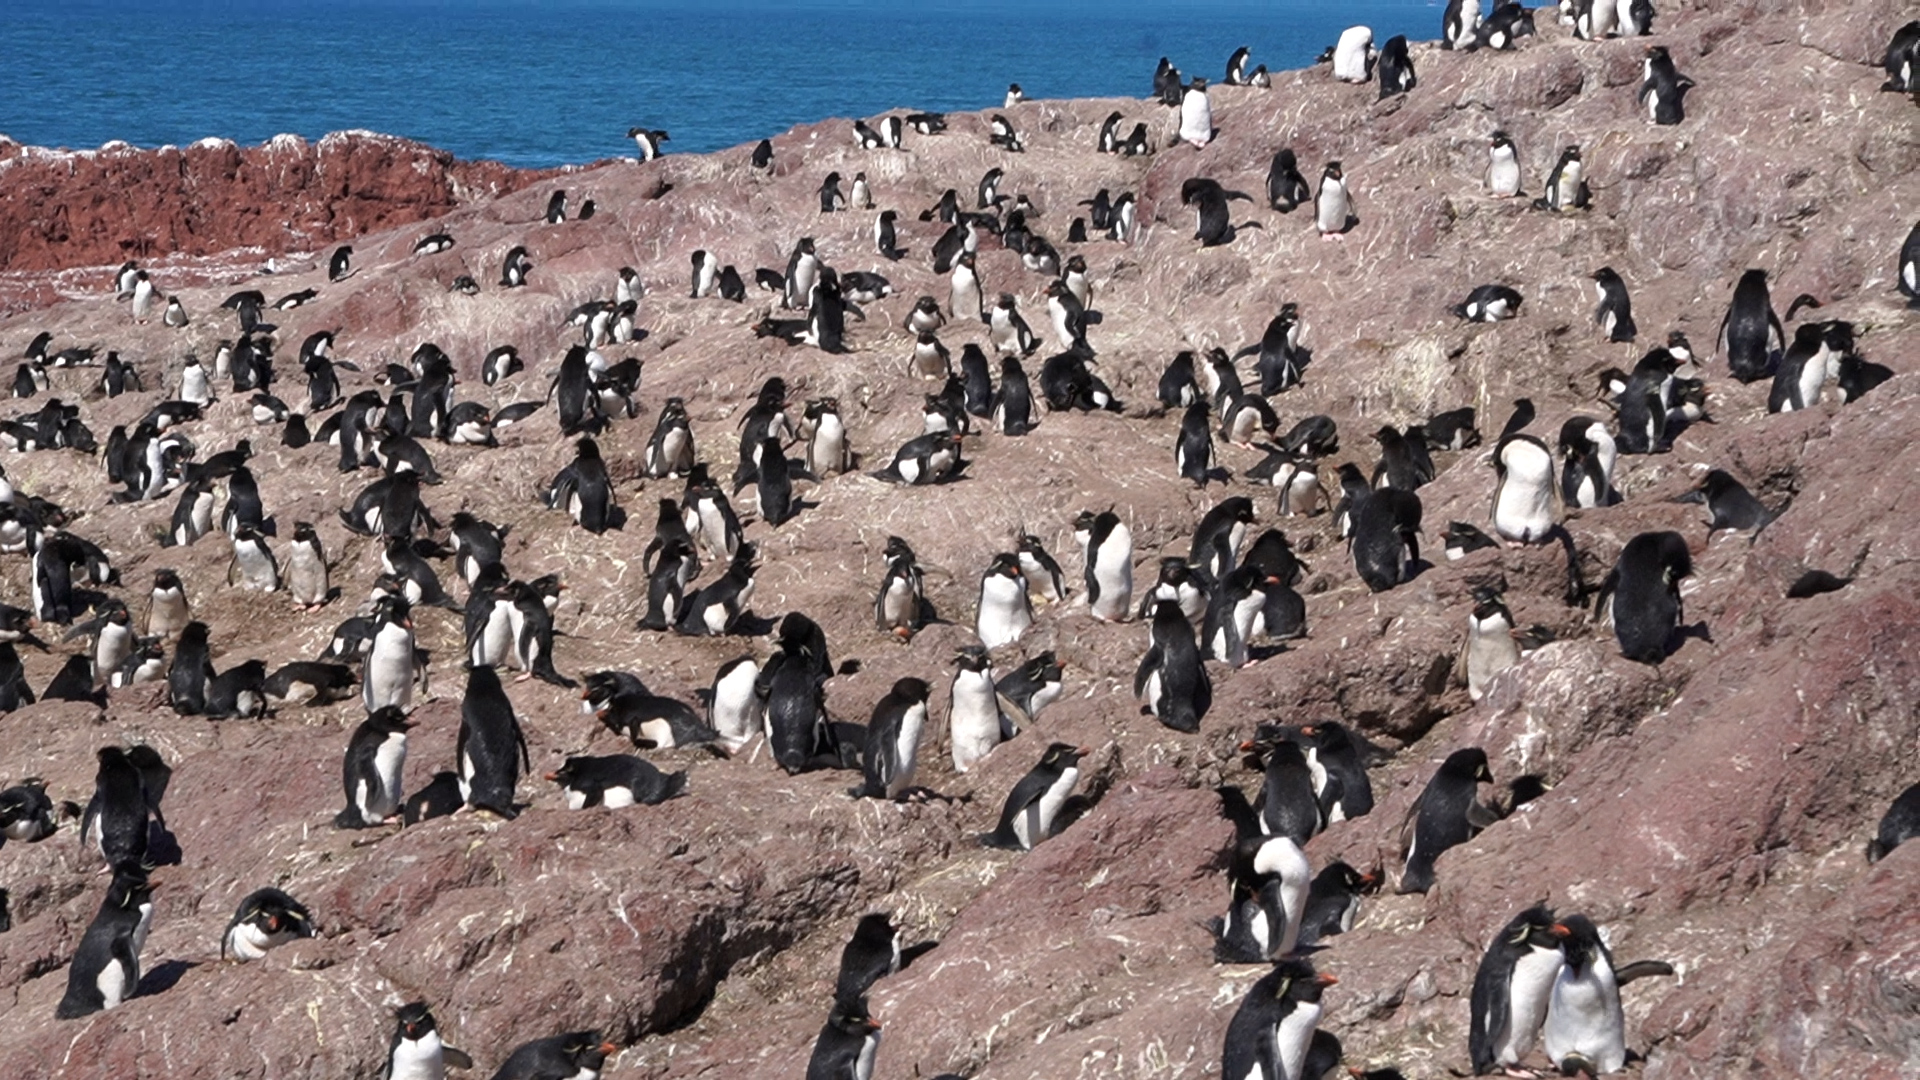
[
  {"x1": 1315, "y1": 973, "x2": 1339, "y2": 986},
  {"x1": 598, "y1": 1042, "x2": 618, "y2": 1055},
  {"x1": 1551, "y1": 923, "x2": 1572, "y2": 938},
  {"x1": 544, "y1": 772, "x2": 561, "y2": 782},
  {"x1": 1358, "y1": 872, "x2": 1377, "y2": 887},
  {"x1": 1237, "y1": 740, "x2": 1256, "y2": 752},
  {"x1": 266, "y1": 916, "x2": 280, "y2": 932}
]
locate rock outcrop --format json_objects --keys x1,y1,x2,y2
[{"x1": 0, "y1": 0, "x2": 1916, "y2": 1078}]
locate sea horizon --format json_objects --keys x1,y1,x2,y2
[{"x1": 1, "y1": 0, "x2": 1436, "y2": 169}]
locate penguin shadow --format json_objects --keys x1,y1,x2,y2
[
  {"x1": 1674, "y1": 621, "x2": 1714, "y2": 651},
  {"x1": 729, "y1": 612, "x2": 778, "y2": 637},
  {"x1": 146, "y1": 820, "x2": 184, "y2": 867},
  {"x1": 137, "y1": 959, "x2": 198, "y2": 997}
]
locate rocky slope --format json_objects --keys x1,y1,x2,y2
[{"x1": 0, "y1": 0, "x2": 1917, "y2": 1077}]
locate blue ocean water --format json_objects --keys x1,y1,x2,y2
[{"x1": 0, "y1": 0, "x2": 1434, "y2": 168}]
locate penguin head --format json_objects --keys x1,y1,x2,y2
[
  {"x1": 394, "y1": 1001, "x2": 439, "y2": 1042},
  {"x1": 954, "y1": 644, "x2": 993, "y2": 672},
  {"x1": 1441, "y1": 746, "x2": 1493, "y2": 784},
  {"x1": 1490, "y1": 130, "x2": 1514, "y2": 151},
  {"x1": 1039, "y1": 742, "x2": 1087, "y2": 770},
  {"x1": 1267, "y1": 957, "x2": 1337, "y2": 1005},
  {"x1": 367, "y1": 706, "x2": 413, "y2": 734},
  {"x1": 984, "y1": 552, "x2": 1024, "y2": 585},
  {"x1": 1506, "y1": 903, "x2": 1573, "y2": 950},
  {"x1": 890, "y1": 677, "x2": 932, "y2": 703},
  {"x1": 559, "y1": 1033, "x2": 617, "y2": 1070}
]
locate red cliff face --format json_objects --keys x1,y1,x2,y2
[{"x1": 0, "y1": 131, "x2": 562, "y2": 274}]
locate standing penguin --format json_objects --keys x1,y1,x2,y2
[
  {"x1": 1179, "y1": 77, "x2": 1214, "y2": 147},
  {"x1": 1460, "y1": 590, "x2": 1523, "y2": 704},
  {"x1": 1399, "y1": 748, "x2": 1500, "y2": 896},
  {"x1": 146, "y1": 568, "x2": 190, "y2": 640},
  {"x1": 1332, "y1": 26, "x2": 1375, "y2": 82},
  {"x1": 1596, "y1": 531, "x2": 1692, "y2": 664},
  {"x1": 1491, "y1": 401, "x2": 1557, "y2": 545},
  {"x1": 1134, "y1": 599, "x2": 1212, "y2": 733},
  {"x1": 1558, "y1": 416, "x2": 1617, "y2": 508},
  {"x1": 855, "y1": 678, "x2": 933, "y2": 800},
  {"x1": 1900, "y1": 219, "x2": 1920, "y2": 308},
  {"x1": 334, "y1": 706, "x2": 410, "y2": 828},
  {"x1": 1543, "y1": 914, "x2": 1675, "y2": 1076},
  {"x1": 1315, "y1": 162, "x2": 1356, "y2": 238},
  {"x1": 1443, "y1": 0, "x2": 1483, "y2": 49},
  {"x1": 327, "y1": 246, "x2": 353, "y2": 282},
  {"x1": 1536, "y1": 144, "x2": 1591, "y2": 212},
  {"x1": 385, "y1": 1002, "x2": 475, "y2": 1080},
  {"x1": 1718, "y1": 269, "x2": 1785, "y2": 383},
  {"x1": 80, "y1": 747, "x2": 153, "y2": 869},
  {"x1": 55, "y1": 865, "x2": 155, "y2": 1019},
  {"x1": 980, "y1": 743, "x2": 1087, "y2": 850},
  {"x1": 1220, "y1": 959, "x2": 1337, "y2": 1080},
  {"x1": 1486, "y1": 131, "x2": 1522, "y2": 197},
  {"x1": 975, "y1": 553, "x2": 1032, "y2": 648},
  {"x1": 874, "y1": 536, "x2": 927, "y2": 639},
  {"x1": 1376, "y1": 35, "x2": 1415, "y2": 97},
  {"x1": 948, "y1": 645, "x2": 1012, "y2": 773},
  {"x1": 1591, "y1": 267, "x2": 1638, "y2": 342},
  {"x1": 1075, "y1": 509, "x2": 1134, "y2": 621},
  {"x1": 221, "y1": 887, "x2": 314, "y2": 961},
  {"x1": 456, "y1": 665, "x2": 529, "y2": 818},
  {"x1": 1638, "y1": 45, "x2": 1694, "y2": 125},
  {"x1": 1213, "y1": 834, "x2": 1313, "y2": 963},
  {"x1": 1266, "y1": 150, "x2": 1311, "y2": 212},
  {"x1": 285, "y1": 521, "x2": 330, "y2": 609},
  {"x1": 949, "y1": 251, "x2": 984, "y2": 322},
  {"x1": 1470, "y1": 905, "x2": 1572, "y2": 1076},
  {"x1": 807, "y1": 1002, "x2": 882, "y2": 1080},
  {"x1": 362, "y1": 596, "x2": 418, "y2": 713},
  {"x1": 166, "y1": 620, "x2": 217, "y2": 716},
  {"x1": 546, "y1": 436, "x2": 618, "y2": 534}
]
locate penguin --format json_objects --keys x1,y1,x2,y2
[
  {"x1": 54, "y1": 864, "x2": 154, "y2": 1019},
  {"x1": 641, "y1": 397, "x2": 695, "y2": 480},
  {"x1": 757, "y1": 632, "x2": 838, "y2": 776},
  {"x1": 499, "y1": 244, "x2": 531, "y2": 288},
  {"x1": 0, "y1": 779, "x2": 69, "y2": 845},
  {"x1": 980, "y1": 743, "x2": 1086, "y2": 850},
  {"x1": 704, "y1": 655, "x2": 763, "y2": 754},
  {"x1": 1377, "y1": 35, "x2": 1415, "y2": 97},
  {"x1": 949, "y1": 250, "x2": 984, "y2": 322},
  {"x1": 79, "y1": 747, "x2": 155, "y2": 870},
  {"x1": 874, "y1": 210, "x2": 905, "y2": 260},
  {"x1": 163, "y1": 296, "x2": 190, "y2": 328},
  {"x1": 1461, "y1": 590, "x2": 1524, "y2": 703},
  {"x1": 1591, "y1": 267, "x2": 1638, "y2": 342},
  {"x1": 510, "y1": 582, "x2": 574, "y2": 687},
  {"x1": 221, "y1": 887, "x2": 314, "y2": 961},
  {"x1": 282, "y1": 521, "x2": 330, "y2": 610},
  {"x1": 986, "y1": 294, "x2": 1037, "y2": 356},
  {"x1": 1901, "y1": 218, "x2": 1920, "y2": 308},
  {"x1": 1297, "y1": 861, "x2": 1376, "y2": 947},
  {"x1": 849, "y1": 171, "x2": 872, "y2": 210},
  {"x1": 991, "y1": 356, "x2": 1038, "y2": 436},
  {"x1": 683, "y1": 466, "x2": 744, "y2": 560},
  {"x1": 784, "y1": 237, "x2": 820, "y2": 311},
  {"x1": 1072, "y1": 510, "x2": 1133, "y2": 622},
  {"x1": 677, "y1": 542, "x2": 759, "y2": 637},
  {"x1": 1558, "y1": 417, "x2": 1617, "y2": 509},
  {"x1": 1134, "y1": 599, "x2": 1211, "y2": 733},
  {"x1": 1213, "y1": 834, "x2": 1312, "y2": 963},
  {"x1": 130, "y1": 270, "x2": 156, "y2": 322},
  {"x1": 1475, "y1": 2, "x2": 1537, "y2": 48},
  {"x1": 228, "y1": 522, "x2": 280, "y2": 592},
  {"x1": 1470, "y1": 905, "x2": 1572, "y2": 1075},
  {"x1": 1595, "y1": 530, "x2": 1692, "y2": 664},
  {"x1": 855, "y1": 678, "x2": 933, "y2": 800},
  {"x1": 1614, "y1": 348, "x2": 1676, "y2": 454},
  {"x1": 1398, "y1": 746, "x2": 1496, "y2": 893},
  {"x1": 1491, "y1": 401, "x2": 1557, "y2": 545},
  {"x1": 456, "y1": 665, "x2": 529, "y2": 818},
  {"x1": 1262, "y1": 149, "x2": 1312, "y2": 214},
  {"x1": 690, "y1": 249, "x2": 720, "y2": 298},
  {"x1": 874, "y1": 536, "x2": 927, "y2": 639},
  {"x1": 1453, "y1": 284, "x2": 1523, "y2": 322},
  {"x1": 834, "y1": 913, "x2": 908, "y2": 1008},
  {"x1": 263, "y1": 661, "x2": 356, "y2": 707},
  {"x1": 799, "y1": 396, "x2": 852, "y2": 477},
  {"x1": 328, "y1": 245, "x2": 353, "y2": 282},
  {"x1": 629, "y1": 126, "x2": 669, "y2": 159},
  {"x1": 0, "y1": 641, "x2": 34, "y2": 709},
  {"x1": 988, "y1": 113, "x2": 1023, "y2": 151},
  {"x1": 335, "y1": 707, "x2": 410, "y2": 828},
  {"x1": 1443, "y1": 0, "x2": 1483, "y2": 49},
  {"x1": 1176, "y1": 401, "x2": 1215, "y2": 487},
  {"x1": 546, "y1": 755, "x2": 686, "y2": 809},
  {"x1": 1315, "y1": 161, "x2": 1356, "y2": 238},
  {"x1": 994, "y1": 653, "x2": 1062, "y2": 726},
  {"x1": 1179, "y1": 77, "x2": 1214, "y2": 147},
  {"x1": 205, "y1": 658, "x2": 269, "y2": 719},
  {"x1": 1110, "y1": 191, "x2": 1138, "y2": 241},
  {"x1": 1543, "y1": 914, "x2": 1674, "y2": 1076},
  {"x1": 819, "y1": 171, "x2": 847, "y2": 213},
  {"x1": 1219, "y1": 958, "x2": 1337, "y2": 1080},
  {"x1": 385, "y1": 1002, "x2": 475, "y2": 1080},
  {"x1": 807, "y1": 1003, "x2": 882, "y2": 1080},
  {"x1": 1351, "y1": 488, "x2": 1423, "y2": 592},
  {"x1": 1717, "y1": 269, "x2": 1785, "y2": 383},
  {"x1": 1639, "y1": 45, "x2": 1694, "y2": 125},
  {"x1": 1243, "y1": 731, "x2": 1322, "y2": 844},
  {"x1": 146, "y1": 568, "x2": 190, "y2": 640},
  {"x1": 491, "y1": 1032, "x2": 616, "y2": 1080},
  {"x1": 413, "y1": 233, "x2": 455, "y2": 256},
  {"x1": 363, "y1": 596, "x2": 418, "y2": 713},
  {"x1": 1097, "y1": 111, "x2": 1124, "y2": 153},
  {"x1": 64, "y1": 600, "x2": 136, "y2": 681},
  {"x1": 1867, "y1": 782, "x2": 1920, "y2": 862},
  {"x1": 1619, "y1": 0, "x2": 1655, "y2": 35},
  {"x1": 1535, "y1": 144, "x2": 1591, "y2": 212},
  {"x1": 546, "y1": 436, "x2": 618, "y2": 535},
  {"x1": 180, "y1": 353, "x2": 213, "y2": 405},
  {"x1": 166, "y1": 620, "x2": 216, "y2": 715},
  {"x1": 1575, "y1": 0, "x2": 1617, "y2": 40},
  {"x1": 1289, "y1": 720, "x2": 1373, "y2": 821},
  {"x1": 875, "y1": 430, "x2": 961, "y2": 486},
  {"x1": 1370, "y1": 426, "x2": 1431, "y2": 492},
  {"x1": 1765, "y1": 319, "x2": 1834, "y2": 414},
  {"x1": 1332, "y1": 25, "x2": 1375, "y2": 81},
  {"x1": 975, "y1": 553, "x2": 1033, "y2": 649}
]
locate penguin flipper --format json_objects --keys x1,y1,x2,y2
[
  {"x1": 1615, "y1": 959, "x2": 1676, "y2": 985},
  {"x1": 1132, "y1": 645, "x2": 1162, "y2": 697},
  {"x1": 442, "y1": 1047, "x2": 474, "y2": 1069}
]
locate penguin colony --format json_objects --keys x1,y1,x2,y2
[{"x1": 0, "y1": 8, "x2": 1916, "y2": 1078}]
